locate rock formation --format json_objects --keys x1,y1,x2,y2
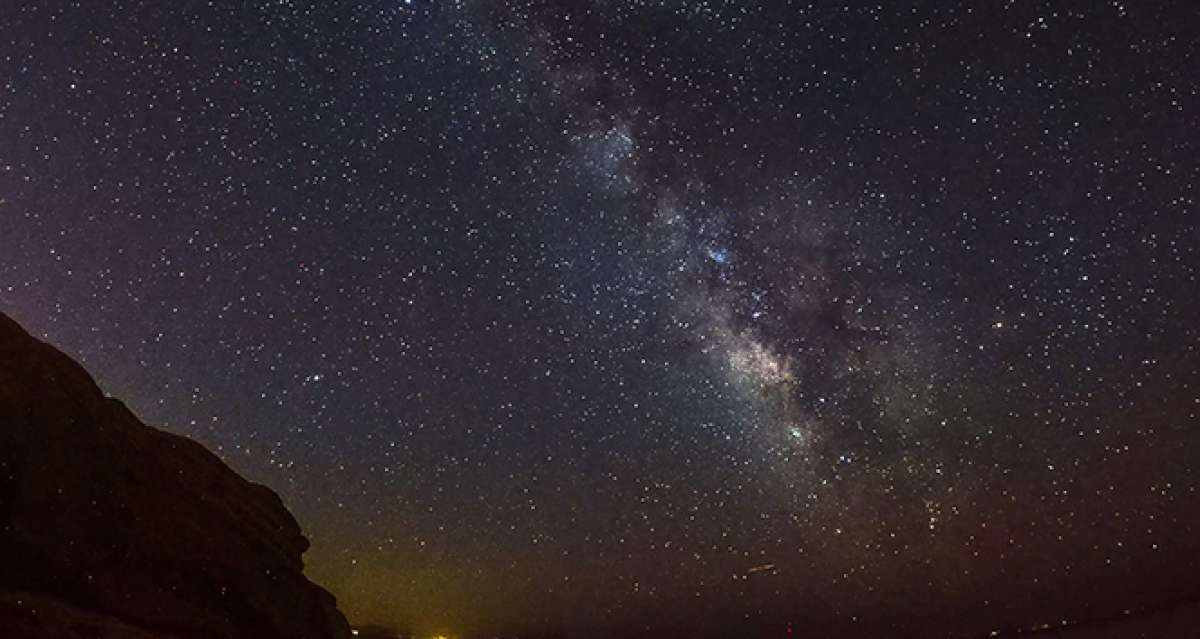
[{"x1": 0, "y1": 313, "x2": 351, "y2": 639}]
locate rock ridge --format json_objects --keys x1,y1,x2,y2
[{"x1": 0, "y1": 313, "x2": 351, "y2": 639}]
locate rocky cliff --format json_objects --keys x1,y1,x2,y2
[{"x1": 0, "y1": 313, "x2": 351, "y2": 639}]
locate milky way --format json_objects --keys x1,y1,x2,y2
[{"x1": 3, "y1": 2, "x2": 1200, "y2": 637}]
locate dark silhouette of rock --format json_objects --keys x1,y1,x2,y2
[{"x1": 0, "y1": 313, "x2": 351, "y2": 639}]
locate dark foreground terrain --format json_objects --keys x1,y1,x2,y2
[{"x1": 0, "y1": 312, "x2": 350, "y2": 639}]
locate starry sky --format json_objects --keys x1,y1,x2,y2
[{"x1": 3, "y1": 1, "x2": 1200, "y2": 637}]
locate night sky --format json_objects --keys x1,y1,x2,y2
[{"x1": 3, "y1": 1, "x2": 1200, "y2": 637}]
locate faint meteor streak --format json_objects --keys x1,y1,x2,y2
[{"x1": 747, "y1": 563, "x2": 777, "y2": 575}]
